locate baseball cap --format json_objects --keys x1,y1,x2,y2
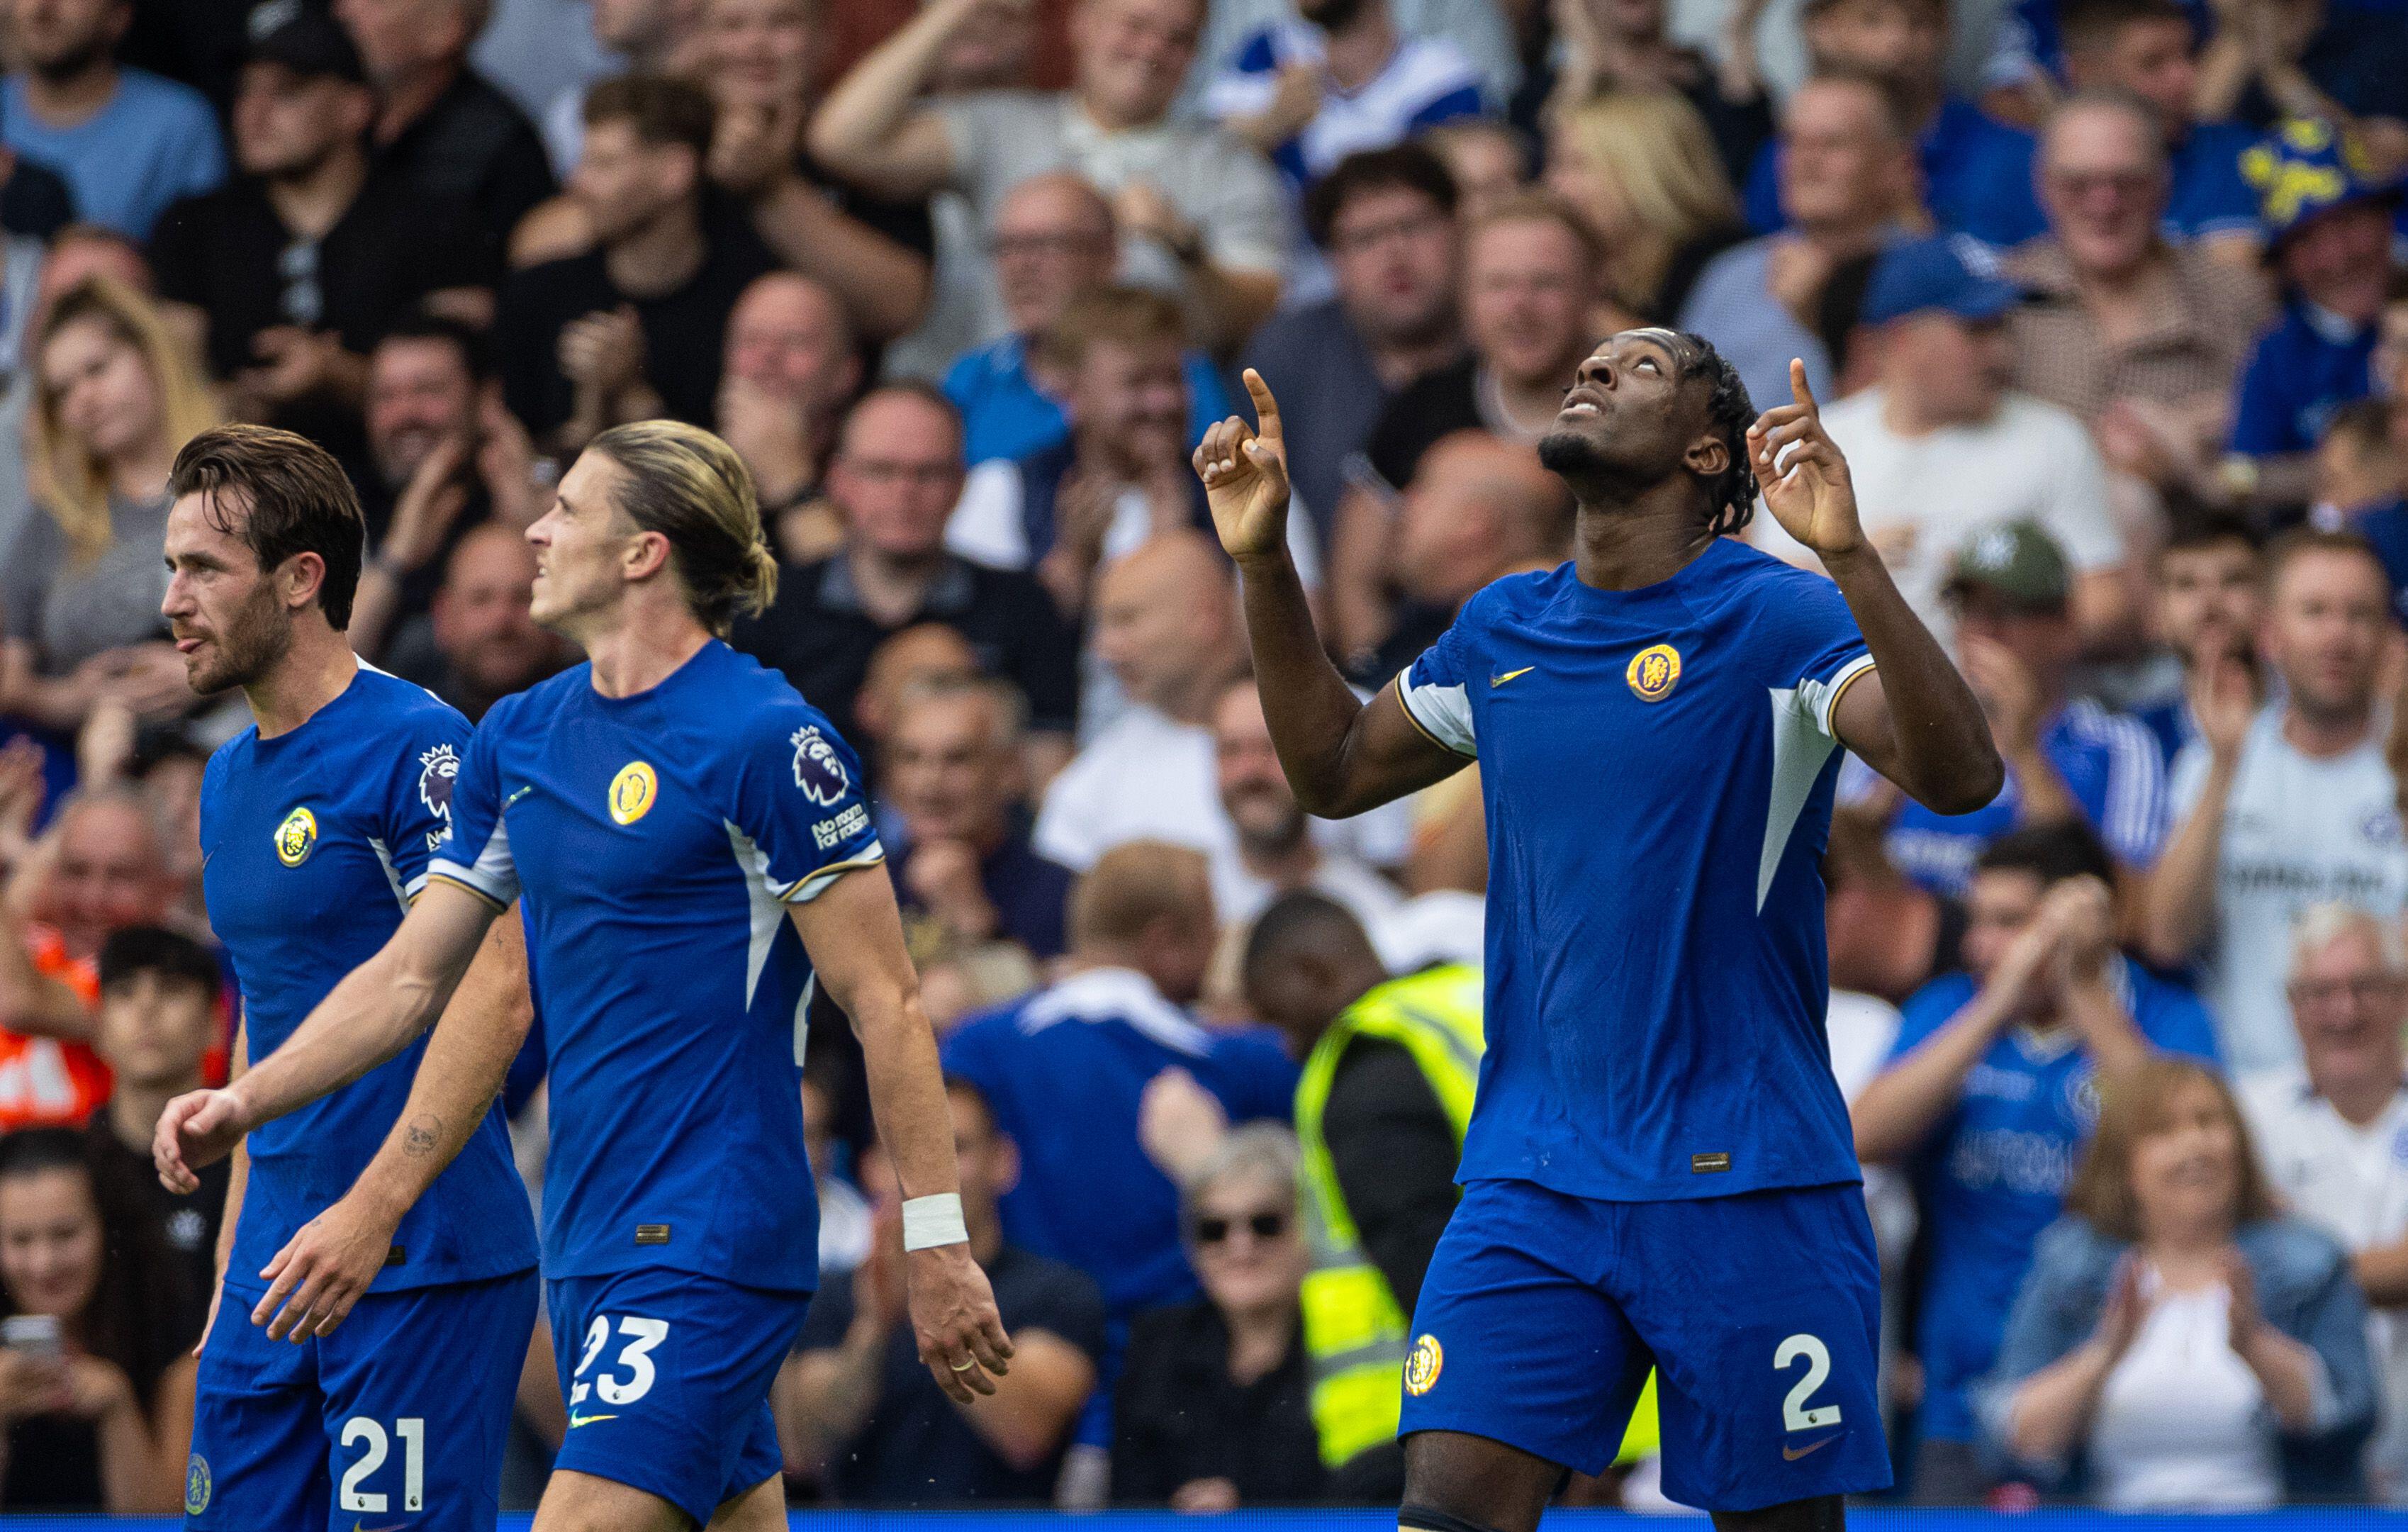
[
  {"x1": 2241, "y1": 116, "x2": 2402, "y2": 245},
  {"x1": 1861, "y1": 235, "x2": 2026, "y2": 326},
  {"x1": 244, "y1": 6, "x2": 366, "y2": 83},
  {"x1": 1945, "y1": 520, "x2": 2071, "y2": 609}
]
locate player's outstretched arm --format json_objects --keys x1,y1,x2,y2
[
  {"x1": 1196, "y1": 371, "x2": 1466, "y2": 818},
  {"x1": 1748, "y1": 360, "x2": 2004, "y2": 815},
  {"x1": 247, "y1": 910, "x2": 534, "y2": 1341},
  {"x1": 153, "y1": 879, "x2": 502, "y2": 1194},
  {"x1": 793, "y1": 863, "x2": 1014, "y2": 1404}
]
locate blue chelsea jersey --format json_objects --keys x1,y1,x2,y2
[
  {"x1": 200, "y1": 666, "x2": 537, "y2": 1295},
  {"x1": 1396, "y1": 539, "x2": 1874, "y2": 1202},
  {"x1": 428, "y1": 640, "x2": 883, "y2": 1292}
]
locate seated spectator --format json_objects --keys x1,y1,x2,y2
[
  {"x1": 851, "y1": 622, "x2": 984, "y2": 754},
  {"x1": 1867, "y1": 525, "x2": 2164, "y2": 896},
  {"x1": 1202, "y1": 0, "x2": 1484, "y2": 196},
  {"x1": 1113, "y1": 1125, "x2": 1324, "y2": 1509},
  {"x1": 2319, "y1": 400, "x2": 2408, "y2": 614},
  {"x1": 1742, "y1": 0, "x2": 2044, "y2": 247},
  {"x1": 1983, "y1": 1058, "x2": 2375, "y2": 1506},
  {"x1": 2144, "y1": 530, "x2": 2405, "y2": 1070},
  {"x1": 1757, "y1": 237, "x2": 2132, "y2": 650},
  {"x1": 1241, "y1": 145, "x2": 1464, "y2": 545},
  {"x1": 733, "y1": 384, "x2": 1080, "y2": 759},
  {"x1": 778, "y1": 1077, "x2": 1104, "y2": 1505},
  {"x1": 1, "y1": 278, "x2": 215, "y2": 735},
  {"x1": 945, "y1": 173, "x2": 1235, "y2": 468},
  {"x1": 1852, "y1": 824, "x2": 2216, "y2": 1502},
  {"x1": 941, "y1": 843, "x2": 1297, "y2": 1349},
  {"x1": 1212, "y1": 678, "x2": 1400, "y2": 933},
  {"x1": 1822, "y1": 807, "x2": 1964, "y2": 1007},
  {"x1": 0, "y1": 0, "x2": 224, "y2": 239},
  {"x1": 2130, "y1": 508, "x2": 2263, "y2": 766},
  {"x1": 0, "y1": 1127, "x2": 196, "y2": 1510},
  {"x1": 2241, "y1": 902, "x2": 2408, "y2": 1500},
  {"x1": 715, "y1": 272, "x2": 862, "y2": 558},
  {"x1": 1521, "y1": 0, "x2": 1771, "y2": 184},
  {"x1": 383, "y1": 521, "x2": 573, "y2": 720},
  {"x1": 2223, "y1": 119, "x2": 2397, "y2": 509},
  {"x1": 1543, "y1": 90, "x2": 1745, "y2": 325},
  {"x1": 1680, "y1": 68, "x2": 1919, "y2": 411},
  {"x1": 884, "y1": 673, "x2": 1077, "y2": 963},
  {"x1": 810, "y1": 0, "x2": 1287, "y2": 356},
  {"x1": 82, "y1": 924, "x2": 223, "y2": 1344},
  {"x1": 2056, "y1": 0, "x2": 2262, "y2": 257},
  {"x1": 150, "y1": 13, "x2": 500, "y2": 459},
  {"x1": 951, "y1": 287, "x2": 1316, "y2": 617},
  {"x1": 337, "y1": 0, "x2": 556, "y2": 238},
  {"x1": 495, "y1": 74, "x2": 776, "y2": 447},
  {"x1": 2004, "y1": 93, "x2": 2268, "y2": 491}
]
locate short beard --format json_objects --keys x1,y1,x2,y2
[
  {"x1": 190, "y1": 586, "x2": 295, "y2": 696},
  {"x1": 29, "y1": 38, "x2": 110, "y2": 84},
  {"x1": 1301, "y1": 0, "x2": 1371, "y2": 28},
  {"x1": 1535, "y1": 428, "x2": 1611, "y2": 479}
]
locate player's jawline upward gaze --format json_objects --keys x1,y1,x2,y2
[
  {"x1": 159, "y1": 417, "x2": 1008, "y2": 1532},
  {"x1": 1195, "y1": 333, "x2": 2000, "y2": 1532}
]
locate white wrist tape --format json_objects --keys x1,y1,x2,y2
[{"x1": 901, "y1": 1193, "x2": 968, "y2": 1251}]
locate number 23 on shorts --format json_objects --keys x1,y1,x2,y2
[{"x1": 570, "y1": 1314, "x2": 671, "y2": 1421}]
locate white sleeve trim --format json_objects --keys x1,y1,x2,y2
[
  {"x1": 426, "y1": 820, "x2": 520, "y2": 907},
  {"x1": 1395, "y1": 672, "x2": 1477, "y2": 758},
  {"x1": 778, "y1": 842, "x2": 888, "y2": 905},
  {"x1": 1798, "y1": 654, "x2": 1876, "y2": 740}
]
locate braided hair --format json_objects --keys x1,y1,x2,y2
[{"x1": 1677, "y1": 333, "x2": 1759, "y2": 539}]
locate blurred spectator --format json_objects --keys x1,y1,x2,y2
[
  {"x1": 801, "y1": 1063, "x2": 869, "y2": 1276},
  {"x1": 2196, "y1": 0, "x2": 2408, "y2": 135},
  {"x1": 345, "y1": 315, "x2": 540, "y2": 656},
  {"x1": 384, "y1": 521, "x2": 573, "y2": 720},
  {"x1": 495, "y1": 74, "x2": 775, "y2": 445},
  {"x1": 1334, "y1": 194, "x2": 1594, "y2": 661},
  {"x1": 0, "y1": 1129, "x2": 195, "y2": 1511},
  {"x1": 2004, "y1": 94, "x2": 2268, "y2": 491},
  {"x1": 150, "y1": 13, "x2": 501, "y2": 454},
  {"x1": 941, "y1": 843, "x2": 1297, "y2": 1350},
  {"x1": 83, "y1": 925, "x2": 222, "y2": 1345},
  {"x1": 1211, "y1": 678, "x2": 1400, "y2": 932},
  {"x1": 2242, "y1": 903, "x2": 2408, "y2": 1501},
  {"x1": 810, "y1": 0, "x2": 1287, "y2": 356},
  {"x1": 538, "y1": 0, "x2": 706, "y2": 172},
  {"x1": 1740, "y1": 0, "x2": 2045, "y2": 247},
  {"x1": 1360, "y1": 427, "x2": 1568, "y2": 683},
  {"x1": 1864, "y1": 524, "x2": 2165, "y2": 897},
  {"x1": 2223, "y1": 119, "x2": 2397, "y2": 508},
  {"x1": 1, "y1": 279, "x2": 215, "y2": 735},
  {"x1": 1202, "y1": 0, "x2": 1484, "y2": 196},
  {"x1": 715, "y1": 272, "x2": 862, "y2": 555},
  {"x1": 2057, "y1": 0, "x2": 2262, "y2": 257},
  {"x1": 1239, "y1": 893, "x2": 1477, "y2": 1493},
  {"x1": 885, "y1": 673, "x2": 1077, "y2": 962},
  {"x1": 734, "y1": 384, "x2": 1080, "y2": 758},
  {"x1": 1681, "y1": 69, "x2": 1917, "y2": 418},
  {"x1": 1757, "y1": 238, "x2": 2132, "y2": 651},
  {"x1": 1822, "y1": 806, "x2": 1964, "y2": 1006},
  {"x1": 1542, "y1": 90, "x2": 1745, "y2": 324},
  {"x1": 2131, "y1": 508, "x2": 2263, "y2": 766},
  {"x1": 0, "y1": 0, "x2": 225, "y2": 239},
  {"x1": 336, "y1": 0, "x2": 557, "y2": 238},
  {"x1": 1983, "y1": 1058, "x2": 2375, "y2": 1506},
  {"x1": 1242, "y1": 145, "x2": 1462, "y2": 546},
  {"x1": 1112, "y1": 1125, "x2": 1324, "y2": 1509},
  {"x1": 1852, "y1": 825, "x2": 2216, "y2": 1503},
  {"x1": 0, "y1": 754, "x2": 111, "y2": 1133},
  {"x1": 1524, "y1": 0, "x2": 1771, "y2": 184},
  {"x1": 2144, "y1": 531, "x2": 2405, "y2": 1071},
  {"x1": 2318, "y1": 401, "x2": 2408, "y2": 614},
  {"x1": 852, "y1": 622, "x2": 984, "y2": 752},
  {"x1": 943, "y1": 173, "x2": 1234, "y2": 467},
  {"x1": 0, "y1": 147, "x2": 76, "y2": 242},
  {"x1": 1416, "y1": 118, "x2": 1523, "y2": 221},
  {"x1": 1188, "y1": 0, "x2": 1517, "y2": 114},
  {"x1": 778, "y1": 1078, "x2": 1104, "y2": 1505}
]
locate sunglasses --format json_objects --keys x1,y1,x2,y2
[{"x1": 1194, "y1": 1211, "x2": 1289, "y2": 1246}]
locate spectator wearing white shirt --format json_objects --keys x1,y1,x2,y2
[
  {"x1": 2143, "y1": 531, "x2": 2408, "y2": 1073},
  {"x1": 2241, "y1": 902, "x2": 2408, "y2": 1501},
  {"x1": 1211, "y1": 677, "x2": 1401, "y2": 931}
]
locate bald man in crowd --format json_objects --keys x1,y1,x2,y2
[
  {"x1": 386, "y1": 520, "x2": 573, "y2": 721},
  {"x1": 716, "y1": 271, "x2": 863, "y2": 551}
]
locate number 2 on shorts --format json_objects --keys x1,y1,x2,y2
[{"x1": 1775, "y1": 1333, "x2": 1842, "y2": 1432}]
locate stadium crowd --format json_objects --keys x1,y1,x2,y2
[{"x1": 0, "y1": 0, "x2": 2406, "y2": 1511}]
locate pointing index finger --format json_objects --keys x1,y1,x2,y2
[
  {"x1": 1241, "y1": 369, "x2": 1282, "y2": 445},
  {"x1": 1788, "y1": 359, "x2": 1817, "y2": 412}
]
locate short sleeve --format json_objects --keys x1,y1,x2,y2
[
  {"x1": 379, "y1": 708, "x2": 474, "y2": 900},
  {"x1": 2139, "y1": 979, "x2": 2222, "y2": 1067},
  {"x1": 425, "y1": 710, "x2": 518, "y2": 907},
  {"x1": 1014, "y1": 1260, "x2": 1107, "y2": 1364},
  {"x1": 1887, "y1": 973, "x2": 1976, "y2": 1066},
  {"x1": 1190, "y1": 134, "x2": 1288, "y2": 276},
  {"x1": 1396, "y1": 611, "x2": 1479, "y2": 758},
  {"x1": 1763, "y1": 569, "x2": 1874, "y2": 740},
  {"x1": 2092, "y1": 712, "x2": 2168, "y2": 867},
  {"x1": 726, "y1": 704, "x2": 885, "y2": 903}
]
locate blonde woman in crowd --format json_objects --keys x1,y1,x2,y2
[{"x1": 1542, "y1": 90, "x2": 1745, "y2": 325}]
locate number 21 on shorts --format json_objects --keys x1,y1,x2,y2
[
  {"x1": 338, "y1": 1416, "x2": 424, "y2": 1513},
  {"x1": 571, "y1": 1314, "x2": 671, "y2": 1411},
  {"x1": 1775, "y1": 1333, "x2": 1842, "y2": 1433}
]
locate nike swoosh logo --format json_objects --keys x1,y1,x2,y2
[
  {"x1": 568, "y1": 1411, "x2": 618, "y2": 1428},
  {"x1": 1490, "y1": 667, "x2": 1535, "y2": 687},
  {"x1": 1783, "y1": 1435, "x2": 1838, "y2": 1461},
  {"x1": 505, "y1": 785, "x2": 535, "y2": 807}
]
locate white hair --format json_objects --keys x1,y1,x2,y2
[
  {"x1": 2289, "y1": 901, "x2": 2408, "y2": 980},
  {"x1": 1180, "y1": 1123, "x2": 1299, "y2": 1225}
]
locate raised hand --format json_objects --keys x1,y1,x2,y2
[
  {"x1": 1193, "y1": 369, "x2": 1291, "y2": 561},
  {"x1": 1747, "y1": 360, "x2": 1864, "y2": 560}
]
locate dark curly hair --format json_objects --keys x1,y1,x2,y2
[{"x1": 1676, "y1": 333, "x2": 1759, "y2": 538}]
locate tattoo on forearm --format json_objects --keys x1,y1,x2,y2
[{"x1": 402, "y1": 1117, "x2": 441, "y2": 1158}]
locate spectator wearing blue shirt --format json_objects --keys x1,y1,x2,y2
[
  {"x1": 1742, "y1": 0, "x2": 2046, "y2": 247},
  {"x1": 2224, "y1": 118, "x2": 2397, "y2": 507},
  {"x1": 1876, "y1": 524, "x2": 2169, "y2": 897},
  {"x1": 2315, "y1": 400, "x2": 2408, "y2": 620},
  {"x1": 1852, "y1": 824, "x2": 2221, "y2": 1504},
  {"x1": 1, "y1": 0, "x2": 223, "y2": 239},
  {"x1": 2058, "y1": 0, "x2": 2262, "y2": 255},
  {"x1": 942, "y1": 173, "x2": 1233, "y2": 466}
]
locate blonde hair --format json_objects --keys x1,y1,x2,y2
[
  {"x1": 1552, "y1": 91, "x2": 1739, "y2": 313},
  {"x1": 1069, "y1": 839, "x2": 1214, "y2": 953},
  {"x1": 30, "y1": 276, "x2": 220, "y2": 567},
  {"x1": 2063, "y1": 1057, "x2": 2276, "y2": 1243},
  {"x1": 585, "y1": 420, "x2": 778, "y2": 634}
]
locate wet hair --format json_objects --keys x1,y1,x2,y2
[
  {"x1": 1679, "y1": 332, "x2": 1759, "y2": 538},
  {"x1": 169, "y1": 423, "x2": 368, "y2": 629}
]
